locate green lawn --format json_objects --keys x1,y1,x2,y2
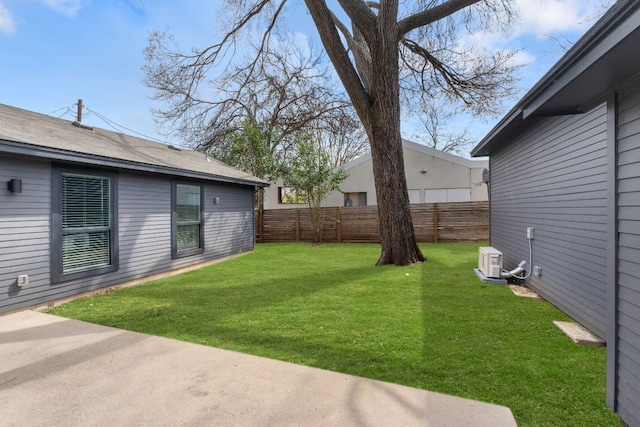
[{"x1": 48, "y1": 242, "x2": 619, "y2": 426}]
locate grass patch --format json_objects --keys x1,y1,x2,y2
[{"x1": 48, "y1": 242, "x2": 619, "y2": 426}]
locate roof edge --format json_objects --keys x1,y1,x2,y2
[
  {"x1": 344, "y1": 138, "x2": 487, "y2": 169},
  {"x1": 470, "y1": 109, "x2": 523, "y2": 157},
  {"x1": 518, "y1": 0, "x2": 633, "y2": 111},
  {"x1": 0, "y1": 139, "x2": 268, "y2": 187},
  {"x1": 471, "y1": 0, "x2": 640, "y2": 157},
  {"x1": 401, "y1": 139, "x2": 487, "y2": 168}
]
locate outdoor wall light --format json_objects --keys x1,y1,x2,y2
[
  {"x1": 420, "y1": 168, "x2": 427, "y2": 174},
  {"x1": 214, "y1": 197, "x2": 220, "y2": 204},
  {"x1": 7, "y1": 179, "x2": 22, "y2": 193}
]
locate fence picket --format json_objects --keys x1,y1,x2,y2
[{"x1": 257, "y1": 201, "x2": 488, "y2": 243}]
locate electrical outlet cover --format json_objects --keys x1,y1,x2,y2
[{"x1": 17, "y1": 275, "x2": 29, "y2": 287}]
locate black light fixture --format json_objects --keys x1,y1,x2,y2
[{"x1": 7, "y1": 179, "x2": 22, "y2": 193}]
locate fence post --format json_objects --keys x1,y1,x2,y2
[
  {"x1": 337, "y1": 207, "x2": 342, "y2": 243},
  {"x1": 260, "y1": 204, "x2": 264, "y2": 243},
  {"x1": 296, "y1": 208, "x2": 300, "y2": 242},
  {"x1": 433, "y1": 203, "x2": 439, "y2": 243},
  {"x1": 255, "y1": 205, "x2": 263, "y2": 243}
]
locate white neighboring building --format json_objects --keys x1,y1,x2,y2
[{"x1": 264, "y1": 139, "x2": 488, "y2": 209}]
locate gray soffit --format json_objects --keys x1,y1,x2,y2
[
  {"x1": 0, "y1": 103, "x2": 268, "y2": 187},
  {"x1": 471, "y1": 0, "x2": 640, "y2": 157}
]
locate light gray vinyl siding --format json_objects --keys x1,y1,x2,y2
[
  {"x1": 0, "y1": 157, "x2": 51, "y2": 312},
  {"x1": 204, "y1": 183, "x2": 255, "y2": 258},
  {"x1": 489, "y1": 103, "x2": 608, "y2": 338},
  {"x1": 616, "y1": 79, "x2": 640, "y2": 426},
  {"x1": 0, "y1": 160, "x2": 256, "y2": 313}
]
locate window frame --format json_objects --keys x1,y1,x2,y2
[
  {"x1": 343, "y1": 192, "x2": 367, "y2": 207},
  {"x1": 171, "y1": 181, "x2": 205, "y2": 259},
  {"x1": 278, "y1": 186, "x2": 307, "y2": 204},
  {"x1": 51, "y1": 165, "x2": 119, "y2": 283}
]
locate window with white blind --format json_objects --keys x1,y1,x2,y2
[
  {"x1": 172, "y1": 182, "x2": 204, "y2": 258},
  {"x1": 51, "y1": 166, "x2": 118, "y2": 283}
]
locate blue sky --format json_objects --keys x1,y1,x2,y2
[{"x1": 0, "y1": 0, "x2": 613, "y2": 148}]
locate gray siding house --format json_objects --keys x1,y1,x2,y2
[
  {"x1": 1, "y1": 103, "x2": 266, "y2": 314},
  {"x1": 471, "y1": 2, "x2": 640, "y2": 425}
]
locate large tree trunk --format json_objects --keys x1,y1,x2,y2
[
  {"x1": 369, "y1": 122, "x2": 424, "y2": 266},
  {"x1": 368, "y1": 16, "x2": 425, "y2": 266},
  {"x1": 303, "y1": 0, "x2": 424, "y2": 265}
]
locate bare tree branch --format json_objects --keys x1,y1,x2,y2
[
  {"x1": 336, "y1": 0, "x2": 377, "y2": 44},
  {"x1": 143, "y1": 0, "x2": 288, "y2": 135},
  {"x1": 329, "y1": 12, "x2": 373, "y2": 91},
  {"x1": 304, "y1": 0, "x2": 371, "y2": 127},
  {"x1": 412, "y1": 103, "x2": 474, "y2": 155},
  {"x1": 398, "y1": 0, "x2": 479, "y2": 35}
]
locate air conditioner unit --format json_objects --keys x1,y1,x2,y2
[{"x1": 478, "y1": 247, "x2": 503, "y2": 279}]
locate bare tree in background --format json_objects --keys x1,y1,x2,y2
[
  {"x1": 144, "y1": 0, "x2": 520, "y2": 266},
  {"x1": 413, "y1": 103, "x2": 474, "y2": 155},
  {"x1": 144, "y1": 34, "x2": 357, "y2": 170},
  {"x1": 311, "y1": 109, "x2": 368, "y2": 168}
]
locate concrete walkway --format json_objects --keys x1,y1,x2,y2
[{"x1": 0, "y1": 311, "x2": 517, "y2": 426}]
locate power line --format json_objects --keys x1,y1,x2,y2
[
  {"x1": 48, "y1": 104, "x2": 75, "y2": 119},
  {"x1": 47, "y1": 102, "x2": 175, "y2": 145},
  {"x1": 82, "y1": 105, "x2": 170, "y2": 144}
]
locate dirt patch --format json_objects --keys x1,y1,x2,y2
[{"x1": 509, "y1": 284, "x2": 542, "y2": 299}]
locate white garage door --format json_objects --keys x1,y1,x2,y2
[{"x1": 424, "y1": 188, "x2": 471, "y2": 203}]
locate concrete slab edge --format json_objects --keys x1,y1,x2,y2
[
  {"x1": 1, "y1": 310, "x2": 519, "y2": 427},
  {"x1": 553, "y1": 321, "x2": 605, "y2": 347},
  {"x1": 473, "y1": 268, "x2": 508, "y2": 284}
]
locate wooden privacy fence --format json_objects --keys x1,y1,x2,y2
[{"x1": 255, "y1": 201, "x2": 488, "y2": 243}]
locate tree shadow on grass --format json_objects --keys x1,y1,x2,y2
[
  {"x1": 76, "y1": 264, "x2": 379, "y2": 330},
  {"x1": 193, "y1": 322, "x2": 426, "y2": 386}
]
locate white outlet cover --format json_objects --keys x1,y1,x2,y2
[{"x1": 17, "y1": 275, "x2": 29, "y2": 287}]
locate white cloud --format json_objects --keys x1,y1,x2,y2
[
  {"x1": 0, "y1": 0, "x2": 82, "y2": 35},
  {"x1": 41, "y1": 0, "x2": 82, "y2": 17},
  {"x1": 0, "y1": 2, "x2": 15, "y2": 34},
  {"x1": 507, "y1": 49, "x2": 536, "y2": 68},
  {"x1": 457, "y1": 0, "x2": 613, "y2": 55},
  {"x1": 290, "y1": 31, "x2": 312, "y2": 53},
  {"x1": 462, "y1": 30, "x2": 504, "y2": 51},
  {"x1": 514, "y1": 0, "x2": 609, "y2": 38}
]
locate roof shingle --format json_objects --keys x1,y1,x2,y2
[{"x1": 0, "y1": 103, "x2": 267, "y2": 186}]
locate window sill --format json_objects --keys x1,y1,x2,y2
[
  {"x1": 172, "y1": 248, "x2": 205, "y2": 260},
  {"x1": 51, "y1": 264, "x2": 118, "y2": 284}
]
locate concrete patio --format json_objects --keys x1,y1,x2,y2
[{"x1": 0, "y1": 310, "x2": 517, "y2": 426}]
